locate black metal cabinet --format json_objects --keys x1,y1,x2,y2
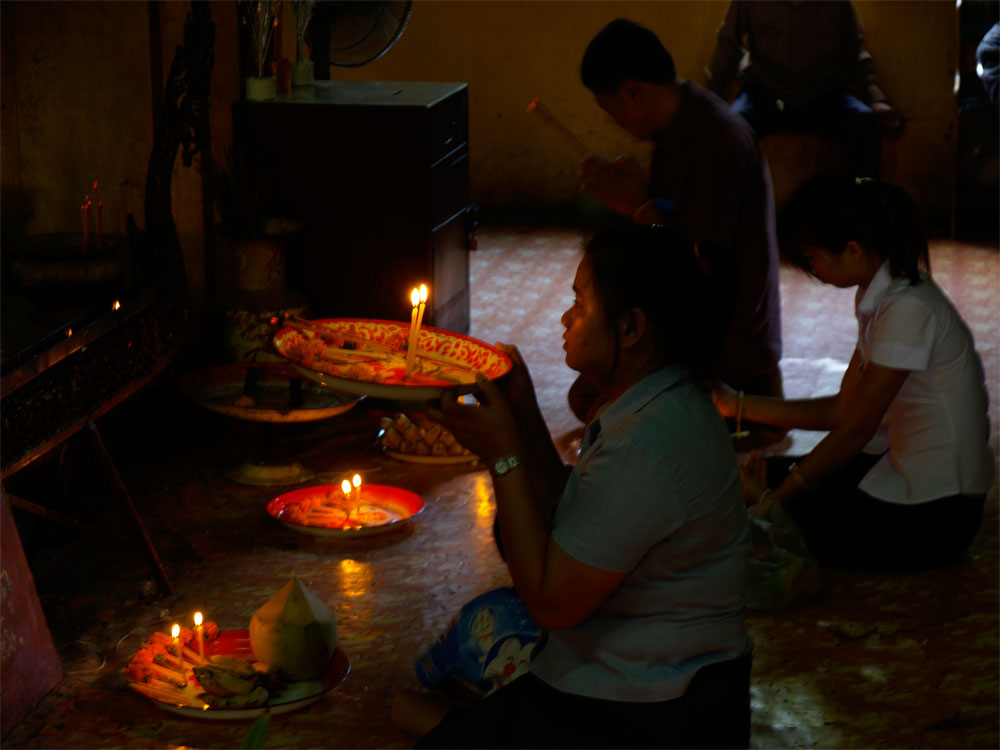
[{"x1": 232, "y1": 81, "x2": 472, "y2": 332}]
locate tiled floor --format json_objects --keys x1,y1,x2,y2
[{"x1": 3, "y1": 226, "x2": 997, "y2": 749}]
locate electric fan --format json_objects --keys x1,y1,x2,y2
[{"x1": 307, "y1": 0, "x2": 413, "y2": 77}]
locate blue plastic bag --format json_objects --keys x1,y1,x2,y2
[{"x1": 415, "y1": 587, "x2": 542, "y2": 698}]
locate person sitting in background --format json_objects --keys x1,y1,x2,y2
[
  {"x1": 705, "y1": 0, "x2": 903, "y2": 179},
  {"x1": 401, "y1": 225, "x2": 752, "y2": 748},
  {"x1": 714, "y1": 173, "x2": 994, "y2": 569},
  {"x1": 575, "y1": 18, "x2": 783, "y2": 440},
  {"x1": 977, "y1": 22, "x2": 1000, "y2": 109}
]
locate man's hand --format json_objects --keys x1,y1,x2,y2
[
  {"x1": 871, "y1": 101, "x2": 903, "y2": 139},
  {"x1": 578, "y1": 154, "x2": 647, "y2": 216}
]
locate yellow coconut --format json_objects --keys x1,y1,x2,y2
[{"x1": 249, "y1": 577, "x2": 337, "y2": 680}]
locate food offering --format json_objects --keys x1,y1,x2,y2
[
  {"x1": 378, "y1": 413, "x2": 477, "y2": 464},
  {"x1": 273, "y1": 318, "x2": 511, "y2": 400},
  {"x1": 267, "y1": 482, "x2": 425, "y2": 538},
  {"x1": 124, "y1": 610, "x2": 349, "y2": 718},
  {"x1": 124, "y1": 622, "x2": 282, "y2": 711}
]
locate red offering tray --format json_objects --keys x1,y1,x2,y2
[
  {"x1": 273, "y1": 318, "x2": 512, "y2": 400},
  {"x1": 267, "y1": 483, "x2": 425, "y2": 538}
]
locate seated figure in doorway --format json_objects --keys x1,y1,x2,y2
[
  {"x1": 575, "y1": 18, "x2": 784, "y2": 440},
  {"x1": 705, "y1": 0, "x2": 903, "y2": 179}
]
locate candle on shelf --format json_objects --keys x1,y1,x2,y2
[
  {"x1": 352, "y1": 473, "x2": 362, "y2": 515},
  {"x1": 194, "y1": 612, "x2": 205, "y2": 660},
  {"x1": 92, "y1": 180, "x2": 102, "y2": 249},
  {"x1": 81, "y1": 198, "x2": 89, "y2": 250},
  {"x1": 405, "y1": 287, "x2": 421, "y2": 376},
  {"x1": 171, "y1": 623, "x2": 186, "y2": 678}
]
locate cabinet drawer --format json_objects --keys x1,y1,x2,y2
[
  {"x1": 427, "y1": 87, "x2": 468, "y2": 165},
  {"x1": 431, "y1": 145, "x2": 469, "y2": 228}
]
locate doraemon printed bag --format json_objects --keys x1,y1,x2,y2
[{"x1": 415, "y1": 587, "x2": 542, "y2": 698}]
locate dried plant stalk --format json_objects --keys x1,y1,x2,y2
[
  {"x1": 241, "y1": 1, "x2": 280, "y2": 79},
  {"x1": 292, "y1": 0, "x2": 316, "y2": 62}
]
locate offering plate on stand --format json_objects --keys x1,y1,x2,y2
[{"x1": 180, "y1": 363, "x2": 362, "y2": 486}]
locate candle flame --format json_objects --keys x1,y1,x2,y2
[
  {"x1": 341, "y1": 479, "x2": 352, "y2": 495},
  {"x1": 419, "y1": 284, "x2": 428, "y2": 303},
  {"x1": 112, "y1": 300, "x2": 120, "y2": 311},
  {"x1": 171, "y1": 624, "x2": 180, "y2": 639},
  {"x1": 194, "y1": 612, "x2": 203, "y2": 626},
  {"x1": 352, "y1": 473, "x2": 361, "y2": 489},
  {"x1": 66, "y1": 328, "x2": 73, "y2": 337},
  {"x1": 526, "y1": 97, "x2": 539, "y2": 114},
  {"x1": 410, "y1": 288, "x2": 420, "y2": 307}
]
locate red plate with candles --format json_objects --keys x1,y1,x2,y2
[
  {"x1": 124, "y1": 625, "x2": 349, "y2": 720},
  {"x1": 272, "y1": 318, "x2": 512, "y2": 400},
  {"x1": 266, "y1": 482, "x2": 425, "y2": 538}
]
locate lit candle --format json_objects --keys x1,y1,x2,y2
[
  {"x1": 405, "y1": 287, "x2": 420, "y2": 376},
  {"x1": 352, "y1": 473, "x2": 362, "y2": 515},
  {"x1": 172, "y1": 623, "x2": 186, "y2": 679},
  {"x1": 194, "y1": 612, "x2": 205, "y2": 660},
  {"x1": 341, "y1": 478, "x2": 353, "y2": 519},
  {"x1": 415, "y1": 284, "x2": 428, "y2": 342}
]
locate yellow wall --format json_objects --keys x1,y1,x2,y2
[
  {"x1": 1, "y1": 1, "x2": 960, "y2": 305},
  {"x1": 332, "y1": 0, "x2": 958, "y2": 225}
]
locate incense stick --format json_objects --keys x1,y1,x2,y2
[{"x1": 526, "y1": 97, "x2": 591, "y2": 157}]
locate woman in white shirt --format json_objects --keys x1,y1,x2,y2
[{"x1": 715, "y1": 173, "x2": 994, "y2": 569}]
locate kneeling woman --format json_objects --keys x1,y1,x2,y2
[
  {"x1": 421, "y1": 226, "x2": 752, "y2": 748},
  {"x1": 716, "y1": 173, "x2": 994, "y2": 569}
]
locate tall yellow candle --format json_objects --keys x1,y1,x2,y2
[
  {"x1": 405, "y1": 287, "x2": 420, "y2": 376},
  {"x1": 415, "y1": 284, "x2": 428, "y2": 354}
]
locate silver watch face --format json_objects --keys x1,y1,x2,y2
[{"x1": 492, "y1": 456, "x2": 520, "y2": 476}]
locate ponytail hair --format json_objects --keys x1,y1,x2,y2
[
  {"x1": 778, "y1": 173, "x2": 930, "y2": 284},
  {"x1": 584, "y1": 225, "x2": 732, "y2": 379}
]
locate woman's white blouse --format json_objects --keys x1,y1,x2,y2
[{"x1": 855, "y1": 262, "x2": 994, "y2": 503}]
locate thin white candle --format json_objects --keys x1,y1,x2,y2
[
  {"x1": 341, "y1": 478, "x2": 353, "y2": 518},
  {"x1": 171, "y1": 623, "x2": 186, "y2": 680},
  {"x1": 352, "y1": 473, "x2": 362, "y2": 515}
]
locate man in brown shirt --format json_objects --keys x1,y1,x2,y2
[
  {"x1": 574, "y1": 18, "x2": 783, "y2": 430},
  {"x1": 705, "y1": 0, "x2": 902, "y2": 178}
]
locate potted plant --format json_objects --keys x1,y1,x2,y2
[
  {"x1": 242, "y1": 0, "x2": 280, "y2": 101},
  {"x1": 291, "y1": 0, "x2": 316, "y2": 87}
]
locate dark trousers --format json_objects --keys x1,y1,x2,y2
[
  {"x1": 416, "y1": 653, "x2": 753, "y2": 749},
  {"x1": 732, "y1": 88, "x2": 881, "y2": 179},
  {"x1": 767, "y1": 453, "x2": 986, "y2": 569}
]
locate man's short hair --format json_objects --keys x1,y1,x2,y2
[{"x1": 581, "y1": 18, "x2": 677, "y2": 94}]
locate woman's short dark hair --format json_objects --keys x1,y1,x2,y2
[
  {"x1": 778, "y1": 173, "x2": 930, "y2": 284},
  {"x1": 580, "y1": 19, "x2": 677, "y2": 94},
  {"x1": 584, "y1": 225, "x2": 730, "y2": 378}
]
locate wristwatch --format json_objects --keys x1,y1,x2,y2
[{"x1": 489, "y1": 455, "x2": 523, "y2": 477}]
